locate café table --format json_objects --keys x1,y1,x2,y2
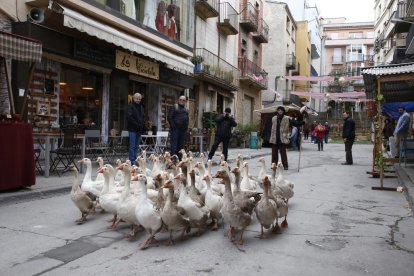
[
  {"x1": 139, "y1": 134, "x2": 158, "y2": 155},
  {"x1": 33, "y1": 132, "x2": 86, "y2": 177},
  {"x1": 0, "y1": 122, "x2": 35, "y2": 190}
]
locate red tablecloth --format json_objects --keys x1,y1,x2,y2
[{"x1": 0, "y1": 122, "x2": 36, "y2": 191}]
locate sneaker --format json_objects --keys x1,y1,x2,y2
[
  {"x1": 341, "y1": 162, "x2": 352, "y2": 165},
  {"x1": 284, "y1": 167, "x2": 288, "y2": 170}
]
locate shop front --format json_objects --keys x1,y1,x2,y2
[{"x1": 110, "y1": 50, "x2": 194, "y2": 135}]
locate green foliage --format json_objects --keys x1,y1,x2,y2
[
  {"x1": 202, "y1": 111, "x2": 218, "y2": 129},
  {"x1": 190, "y1": 55, "x2": 204, "y2": 64},
  {"x1": 235, "y1": 122, "x2": 258, "y2": 136}
]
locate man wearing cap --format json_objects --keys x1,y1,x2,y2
[
  {"x1": 208, "y1": 107, "x2": 237, "y2": 161},
  {"x1": 269, "y1": 106, "x2": 304, "y2": 170}
]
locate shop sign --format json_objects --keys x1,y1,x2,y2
[{"x1": 115, "y1": 50, "x2": 159, "y2": 80}]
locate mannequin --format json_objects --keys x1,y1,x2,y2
[{"x1": 143, "y1": 0, "x2": 156, "y2": 29}]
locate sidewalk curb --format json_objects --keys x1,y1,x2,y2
[
  {"x1": 394, "y1": 165, "x2": 414, "y2": 211},
  {"x1": 0, "y1": 186, "x2": 71, "y2": 206}
]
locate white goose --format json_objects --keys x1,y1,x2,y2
[
  {"x1": 203, "y1": 175, "x2": 223, "y2": 230},
  {"x1": 240, "y1": 162, "x2": 259, "y2": 192},
  {"x1": 79, "y1": 158, "x2": 104, "y2": 198},
  {"x1": 69, "y1": 165, "x2": 96, "y2": 224},
  {"x1": 116, "y1": 163, "x2": 140, "y2": 237},
  {"x1": 272, "y1": 162, "x2": 294, "y2": 202},
  {"x1": 134, "y1": 174, "x2": 163, "y2": 249},
  {"x1": 176, "y1": 173, "x2": 209, "y2": 234},
  {"x1": 98, "y1": 165, "x2": 122, "y2": 228},
  {"x1": 95, "y1": 157, "x2": 105, "y2": 182}
]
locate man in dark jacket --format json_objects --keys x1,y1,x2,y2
[
  {"x1": 342, "y1": 111, "x2": 356, "y2": 165},
  {"x1": 127, "y1": 93, "x2": 145, "y2": 164},
  {"x1": 208, "y1": 107, "x2": 237, "y2": 161},
  {"x1": 168, "y1": 95, "x2": 189, "y2": 158}
]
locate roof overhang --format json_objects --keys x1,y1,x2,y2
[{"x1": 362, "y1": 63, "x2": 414, "y2": 102}]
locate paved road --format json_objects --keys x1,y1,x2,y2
[{"x1": 1, "y1": 143, "x2": 413, "y2": 276}]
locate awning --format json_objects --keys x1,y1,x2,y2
[
  {"x1": 362, "y1": 62, "x2": 414, "y2": 102},
  {"x1": 0, "y1": 30, "x2": 42, "y2": 62},
  {"x1": 62, "y1": 6, "x2": 194, "y2": 75}
]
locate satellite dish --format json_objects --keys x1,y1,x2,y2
[{"x1": 27, "y1": 8, "x2": 45, "y2": 23}]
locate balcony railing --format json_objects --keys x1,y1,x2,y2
[
  {"x1": 194, "y1": 48, "x2": 239, "y2": 90},
  {"x1": 195, "y1": 0, "x2": 219, "y2": 20},
  {"x1": 346, "y1": 53, "x2": 364, "y2": 62},
  {"x1": 239, "y1": 1, "x2": 258, "y2": 32},
  {"x1": 238, "y1": 57, "x2": 268, "y2": 89},
  {"x1": 218, "y1": 2, "x2": 239, "y2": 35},
  {"x1": 394, "y1": 1, "x2": 414, "y2": 33},
  {"x1": 252, "y1": 19, "x2": 269, "y2": 43},
  {"x1": 286, "y1": 54, "x2": 296, "y2": 69}
]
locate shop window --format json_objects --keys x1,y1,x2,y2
[
  {"x1": 92, "y1": 0, "x2": 194, "y2": 47},
  {"x1": 59, "y1": 66, "x2": 102, "y2": 128}
]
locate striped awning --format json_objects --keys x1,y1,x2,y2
[{"x1": 0, "y1": 30, "x2": 42, "y2": 62}]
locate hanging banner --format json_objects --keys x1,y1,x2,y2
[{"x1": 115, "y1": 50, "x2": 159, "y2": 79}]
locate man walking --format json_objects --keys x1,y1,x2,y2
[
  {"x1": 394, "y1": 106, "x2": 411, "y2": 157},
  {"x1": 127, "y1": 93, "x2": 145, "y2": 164},
  {"x1": 269, "y1": 106, "x2": 304, "y2": 170},
  {"x1": 168, "y1": 95, "x2": 189, "y2": 159},
  {"x1": 342, "y1": 111, "x2": 355, "y2": 165},
  {"x1": 208, "y1": 107, "x2": 237, "y2": 161}
]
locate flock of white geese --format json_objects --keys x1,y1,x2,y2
[{"x1": 69, "y1": 150, "x2": 295, "y2": 249}]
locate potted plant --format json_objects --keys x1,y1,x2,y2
[{"x1": 191, "y1": 55, "x2": 204, "y2": 72}]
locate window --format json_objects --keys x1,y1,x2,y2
[
  {"x1": 92, "y1": 0, "x2": 194, "y2": 47},
  {"x1": 349, "y1": 32, "x2": 363, "y2": 39},
  {"x1": 286, "y1": 17, "x2": 291, "y2": 33}
]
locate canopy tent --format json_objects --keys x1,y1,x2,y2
[
  {"x1": 362, "y1": 62, "x2": 414, "y2": 189},
  {"x1": 381, "y1": 102, "x2": 414, "y2": 120},
  {"x1": 290, "y1": 91, "x2": 367, "y2": 100},
  {"x1": 284, "y1": 75, "x2": 363, "y2": 82},
  {"x1": 0, "y1": 30, "x2": 42, "y2": 115}
]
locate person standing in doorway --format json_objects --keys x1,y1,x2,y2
[
  {"x1": 342, "y1": 111, "x2": 355, "y2": 165},
  {"x1": 394, "y1": 106, "x2": 411, "y2": 157},
  {"x1": 208, "y1": 107, "x2": 237, "y2": 161},
  {"x1": 269, "y1": 106, "x2": 304, "y2": 170},
  {"x1": 127, "y1": 93, "x2": 145, "y2": 164},
  {"x1": 168, "y1": 95, "x2": 189, "y2": 159}
]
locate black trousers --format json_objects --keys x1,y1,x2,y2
[
  {"x1": 208, "y1": 135, "x2": 230, "y2": 161},
  {"x1": 344, "y1": 139, "x2": 354, "y2": 164},
  {"x1": 271, "y1": 143, "x2": 288, "y2": 169}
]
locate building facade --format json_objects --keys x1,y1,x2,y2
[
  {"x1": 262, "y1": 1, "x2": 297, "y2": 106},
  {"x1": 374, "y1": 0, "x2": 414, "y2": 65},
  {"x1": 322, "y1": 18, "x2": 375, "y2": 92}
]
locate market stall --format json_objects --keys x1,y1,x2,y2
[
  {"x1": 0, "y1": 30, "x2": 42, "y2": 190},
  {"x1": 362, "y1": 62, "x2": 414, "y2": 189}
]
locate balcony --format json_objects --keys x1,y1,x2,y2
[
  {"x1": 406, "y1": 23, "x2": 414, "y2": 54},
  {"x1": 252, "y1": 19, "x2": 269, "y2": 43},
  {"x1": 394, "y1": 1, "x2": 414, "y2": 33},
  {"x1": 218, "y1": 2, "x2": 239, "y2": 35},
  {"x1": 286, "y1": 54, "x2": 296, "y2": 70},
  {"x1": 346, "y1": 53, "x2": 364, "y2": 62},
  {"x1": 193, "y1": 48, "x2": 239, "y2": 91},
  {"x1": 238, "y1": 57, "x2": 268, "y2": 89},
  {"x1": 364, "y1": 55, "x2": 375, "y2": 66},
  {"x1": 195, "y1": 0, "x2": 219, "y2": 20},
  {"x1": 239, "y1": 1, "x2": 258, "y2": 32}
]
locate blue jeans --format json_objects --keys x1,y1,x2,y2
[
  {"x1": 170, "y1": 128, "x2": 186, "y2": 157},
  {"x1": 129, "y1": 131, "x2": 142, "y2": 164},
  {"x1": 325, "y1": 133, "x2": 330, "y2": 143},
  {"x1": 291, "y1": 135, "x2": 298, "y2": 150}
]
